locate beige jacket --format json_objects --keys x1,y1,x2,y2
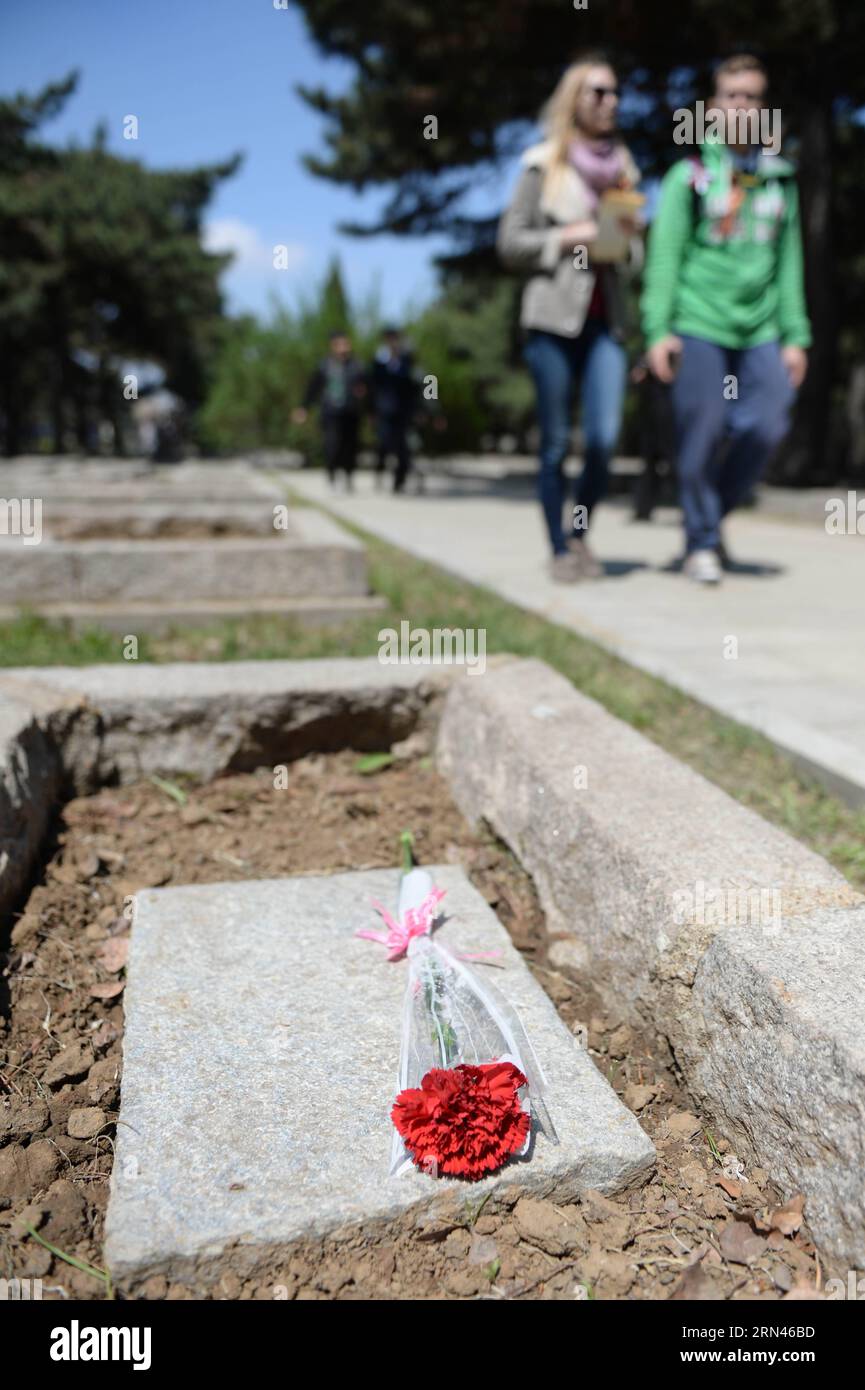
[{"x1": 497, "y1": 139, "x2": 643, "y2": 340}]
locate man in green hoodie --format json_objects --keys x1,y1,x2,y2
[{"x1": 641, "y1": 55, "x2": 810, "y2": 583}]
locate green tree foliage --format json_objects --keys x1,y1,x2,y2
[
  {"x1": 411, "y1": 275, "x2": 532, "y2": 447},
  {"x1": 0, "y1": 74, "x2": 239, "y2": 454},
  {"x1": 198, "y1": 256, "x2": 379, "y2": 455},
  {"x1": 319, "y1": 256, "x2": 352, "y2": 330},
  {"x1": 290, "y1": 0, "x2": 865, "y2": 481},
  {"x1": 199, "y1": 256, "x2": 516, "y2": 456}
]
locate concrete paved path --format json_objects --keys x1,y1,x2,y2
[{"x1": 289, "y1": 464, "x2": 865, "y2": 808}]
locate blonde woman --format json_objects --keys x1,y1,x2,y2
[{"x1": 498, "y1": 56, "x2": 642, "y2": 581}]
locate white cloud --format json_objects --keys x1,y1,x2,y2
[{"x1": 203, "y1": 218, "x2": 305, "y2": 275}]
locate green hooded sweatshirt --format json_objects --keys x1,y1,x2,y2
[{"x1": 641, "y1": 140, "x2": 811, "y2": 351}]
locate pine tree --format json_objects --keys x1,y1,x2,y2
[
  {"x1": 0, "y1": 74, "x2": 240, "y2": 454},
  {"x1": 289, "y1": 0, "x2": 865, "y2": 481},
  {"x1": 319, "y1": 256, "x2": 351, "y2": 334}
]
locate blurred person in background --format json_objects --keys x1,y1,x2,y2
[
  {"x1": 370, "y1": 325, "x2": 418, "y2": 493},
  {"x1": 642, "y1": 54, "x2": 810, "y2": 584},
  {"x1": 630, "y1": 355, "x2": 676, "y2": 521},
  {"x1": 293, "y1": 330, "x2": 367, "y2": 490},
  {"x1": 497, "y1": 54, "x2": 644, "y2": 583}
]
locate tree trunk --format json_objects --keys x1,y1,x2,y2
[
  {"x1": 846, "y1": 361, "x2": 865, "y2": 477},
  {"x1": 51, "y1": 351, "x2": 67, "y2": 454},
  {"x1": 50, "y1": 397, "x2": 65, "y2": 454},
  {"x1": 780, "y1": 96, "x2": 836, "y2": 485},
  {"x1": 1, "y1": 374, "x2": 23, "y2": 456}
]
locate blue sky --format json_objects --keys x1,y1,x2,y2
[{"x1": 1, "y1": 0, "x2": 524, "y2": 323}]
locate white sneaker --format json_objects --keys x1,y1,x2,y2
[{"x1": 684, "y1": 548, "x2": 722, "y2": 585}]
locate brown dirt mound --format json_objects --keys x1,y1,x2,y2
[{"x1": 0, "y1": 748, "x2": 823, "y2": 1300}]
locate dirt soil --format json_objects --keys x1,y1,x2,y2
[
  {"x1": 0, "y1": 745, "x2": 826, "y2": 1301},
  {"x1": 49, "y1": 520, "x2": 280, "y2": 540}
]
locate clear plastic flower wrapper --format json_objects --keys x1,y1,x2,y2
[{"x1": 357, "y1": 849, "x2": 558, "y2": 1181}]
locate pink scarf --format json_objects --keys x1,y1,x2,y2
[{"x1": 567, "y1": 140, "x2": 626, "y2": 210}]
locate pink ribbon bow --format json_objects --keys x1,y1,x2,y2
[{"x1": 356, "y1": 888, "x2": 447, "y2": 961}]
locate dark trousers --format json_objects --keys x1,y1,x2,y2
[
  {"x1": 671, "y1": 336, "x2": 794, "y2": 552},
  {"x1": 634, "y1": 377, "x2": 676, "y2": 520},
  {"x1": 375, "y1": 414, "x2": 411, "y2": 491},
  {"x1": 322, "y1": 411, "x2": 358, "y2": 480}
]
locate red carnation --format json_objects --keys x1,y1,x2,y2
[{"x1": 391, "y1": 1061, "x2": 530, "y2": 1180}]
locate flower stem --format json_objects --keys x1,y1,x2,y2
[{"x1": 399, "y1": 830, "x2": 415, "y2": 873}]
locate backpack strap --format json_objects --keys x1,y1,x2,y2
[
  {"x1": 687, "y1": 155, "x2": 710, "y2": 194},
  {"x1": 684, "y1": 155, "x2": 709, "y2": 229}
]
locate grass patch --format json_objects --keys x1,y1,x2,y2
[
  {"x1": 0, "y1": 611, "x2": 138, "y2": 666},
  {"x1": 2, "y1": 511, "x2": 864, "y2": 892},
  {"x1": 23, "y1": 1224, "x2": 113, "y2": 1299}
]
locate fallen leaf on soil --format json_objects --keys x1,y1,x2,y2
[
  {"x1": 98, "y1": 937, "x2": 129, "y2": 973},
  {"x1": 355, "y1": 753, "x2": 395, "y2": 775},
  {"x1": 148, "y1": 774, "x2": 188, "y2": 806},
  {"x1": 717, "y1": 1176, "x2": 742, "y2": 1199},
  {"x1": 719, "y1": 1220, "x2": 767, "y2": 1266},
  {"x1": 90, "y1": 980, "x2": 125, "y2": 1000},
  {"x1": 754, "y1": 1193, "x2": 804, "y2": 1236}
]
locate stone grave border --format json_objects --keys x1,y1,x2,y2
[
  {"x1": 1, "y1": 655, "x2": 863, "y2": 1268},
  {"x1": 0, "y1": 458, "x2": 384, "y2": 630}
]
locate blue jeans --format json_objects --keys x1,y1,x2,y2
[
  {"x1": 671, "y1": 336, "x2": 795, "y2": 553},
  {"x1": 523, "y1": 324, "x2": 627, "y2": 555}
]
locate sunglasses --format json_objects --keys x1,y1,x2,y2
[{"x1": 587, "y1": 85, "x2": 619, "y2": 101}]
